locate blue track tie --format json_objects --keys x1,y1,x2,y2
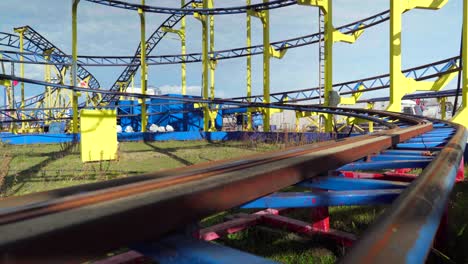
[
  {"x1": 297, "y1": 176, "x2": 409, "y2": 190},
  {"x1": 382, "y1": 150, "x2": 432, "y2": 155},
  {"x1": 370, "y1": 154, "x2": 433, "y2": 161},
  {"x1": 240, "y1": 189, "x2": 402, "y2": 209},
  {"x1": 132, "y1": 234, "x2": 278, "y2": 264},
  {"x1": 338, "y1": 160, "x2": 431, "y2": 171},
  {"x1": 396, "y1": 142, "x2": 445, "y2": 149},
  {"x1": 406, "y1": 137, "x2": 449, "y2": 142}
]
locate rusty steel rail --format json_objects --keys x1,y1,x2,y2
[
  {"x1": 0, "y1": 108, "x2": 433, "y2": 263},
  {"x1": 341, "y1": 119, "x2": 468, "y2": 264}
]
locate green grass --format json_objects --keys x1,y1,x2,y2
[
  {"x1": 443, "y1": 181, "x2": 468, "y2": 264},
  {"x1": 0, "y1": 140, "x2": 279, "y2": 197},
  {"x1": 1, "y1": 141, "x2": 468, "y2": 263}
]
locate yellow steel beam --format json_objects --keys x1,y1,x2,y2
[
  {"x1": 193, "y1": 1, "x2": 210, "y2": 131},
  {"x1": 138, "y1": 0, "x2": 148, "y2": 132},
  {"x1": 43, "y1": 48, "x2": 54, "y2": 123},
  {"x1": 181, "y1": 0, "x2": 187, "y2": 96},
  {"x1": 340, "y1": 85, "x2": 363, "y2": 105},
  {"x1": 367, "y1": 102, "x2": 374, "y2": 132},
  {"x1": 248, "y1": 2, "x2": 288, "y2": 132},
  {"x1": 387, "y1": 0, "x2": 448, "y2": 113},
  {"x1": 209, "y1": 0, "x2": 215, "y2": 102},
  {"x1": 452, "y1": 0, "x2": 468, "y2": 127},
  {"x1": 439, "y1": 97, "x2": 447, "y2": 120},
  {"x1": 71, "y1": 0, "x2": 80, "y2": 134},
  {"x1": 161, "y1": 23, "x2": 187, "y2": 95},
  {"x1": 14, "y1": 27, "x2": 26, "y2": 131},
  {"x1": 298, "y1": 0, "x2": 364, "y2": 132},
  {"x1": 246, "y1": 0, "x2": 253, "y2": 131}
]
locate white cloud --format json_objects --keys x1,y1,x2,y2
[{"x1": 158, "y1": 85, "x2": 201, "y2": 96}]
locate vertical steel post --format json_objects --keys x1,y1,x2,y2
[
  {"x1": 439, "y1": 97, "x2": 447, "y2": 120},
  {"x1": 387, "y1": 0, "x2": 448, "y2": 114},
  {"x1": 388, "y1": 0, "x2": 404, "y2": 113},
  {"x1": 44, "y1": 52, "x2": 52, "y2": 123},
  {"x1": 138, "y1": 0, "x2": 148, "y2": 132},
  {"x1": 209, "y1": 0, "x2": 215, "y2": 100},
  {"x1": 323, "y1": 0, "x2": 333, "y2": 132},
  {"x1": 367, "y1": 102, "x2": 374, "y2": 133},
  {"x1": 14, "y1": 28, "x2": 26, "y2": 131},
  {"x1": 71, "y1": 0, "x2": 80, "y2": 134},
  {"x1": 200, "y1": 0, "x2": 210, "y2": 131},
  {"x1": 463, "y1": 0, "x2": 467, "y2": 114},
  {"x1": 246, "y1": 0, "x2": 252, "y2": 131},
  {"x1": 262, "y1": 0, "x2": 270, "y2": 132},
  {"x1": 9, "y1": 62, "x2": 15, "y2": 132},
  {"x1": 453, "y1": 0, "x2": 468, "y2": 127},
  {"x1": 181, "y1": 0, "x2": 187, "y2": 95}
]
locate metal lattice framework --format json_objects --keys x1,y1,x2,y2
[
  {"x1": 0, "y1": 0, "x2": 467, "y2": 263},
  {"x1": 0, "y1": 10, "x2": 390, "y2": 67},
  {"x1": 84, "y1": 0, "x2": 297, "y2": 15},
  {"x1": 0, "y1": 26, "x2": 101, "y2": 108}
]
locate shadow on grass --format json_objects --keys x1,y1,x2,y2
[
  {"x1": 143, "y1": 141, "x2": 194, "y2": 166},
  {"x1": 218, "y1": 226, "x2": 339, "y2": 264},
  {"x1": 0, "y1": 142, "x2": 79, "y2": 196}
]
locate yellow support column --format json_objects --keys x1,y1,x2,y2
[
  {"x1": 71, "y1": 0, "x2": 80, "y2": 134},
  {"x1": 249, "y1": 6, "x2": 288, "y2": 132},
  {"x1": 193, "y1": 1, "x2": 210, "y2": 131},
  {"x1": 161, "y1": 0, "x2": 187, "y2": 95},
  {"x1": 246, "y1": 0, "x2": 253, "y2": 131},
  {"x1": 298, "y1": 0, "x2": 364, "y2": 132},
  {"x1": 249, "y1": 4, "x2": 270, "y2": 132},
  {"x1": 209, "y1": 0, "x2": 216, "y2": 101},
  {"x1": 367, "y1": 102, "x2": 374, "y2": 132},
  {"x1": 181, "y1": 0, "x2": 187, "y2": 95},
  {"x1": 138, "y1": 0, "x2": 148, "y2": 132},
  {"x1": 453, "y1": 0, "x2": 468, "y2": 127},
  {"x1": 262, "y1": 0, "x2": 270, "y2": 132},
  {"x1": 43, "y1": 48, "x2": 54, "y2": 123},
  {"x1": 387, "y1": 0, "x2": 448, "y2": 113},
  {"x1": 14, "y1": 28, "x2": 26, "y2": 131},
  {"x1": 439, "y1": 97, "x2": 447, "y2": 120},
  {"x1": 323, "y1": 0, "x2": 333, "y2": 132}
]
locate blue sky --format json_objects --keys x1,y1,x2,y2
[{"x1": 0, "y1": 0, "x2": 463, "y2": 102}]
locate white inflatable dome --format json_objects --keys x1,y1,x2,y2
[
  {"x1": 149, "y1": 124, "x2": 159, "y2": 132},
  {"x1": 165, "y1": 125, "x2": 174, "y2": 132}
]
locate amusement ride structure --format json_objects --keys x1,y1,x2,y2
[{"x1": 0, "y1": 0, "x2": 467, "y2": 263}]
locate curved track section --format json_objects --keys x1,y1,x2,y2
[
  {"x1": 0, "y1": 108, "x2": 465, "y2": 264},
  {"x1": 0, "y1": 55, "x2": 459, "y2": 119},
  {"x1": 0, "y1": 10, "x2": 390, "y2": 67},
  {"x1": 84, "y1": 0, "x2": 297, "y2": 15},
  {"x1": 231, "y1": 56, "x2": 460, "y2": 103},
  {"x1": 98, "y1": 0, "x2": 197, "y2": 106}
]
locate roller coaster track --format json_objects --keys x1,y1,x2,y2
[
  {"x1": 0, "y1": 53, "x2": 458, "y2": 122},
  {"x1": 0, "y1": 101, "x2": 465, "y2": 263},
  {"x1": 0, "y1": 8, "x2": 397, "y2": 108},
  {"x1": 232, "y1": 56, "x2": 461, "y2": 103},
  {"x1": 359, "y1": 88, "x2": 462, "y2": 103},
  {"x1": 0, "y1": 8, "x2": 390, "y2": 106},
  {"x1": 1, "y1": 9, "x2": 454, "y2": 108},
  {"x1": 0, "y1": 26, "x2": 101, "y2": 108},
  {"x1": 0, "y1": 10, "x2": 390, "y2": 67},
  {"x1": 84, "y1": 0, "x2": 297, "y2": 15},
  {"x1": 98, "y1": 0, "x2": 198, "y2": 106}
]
